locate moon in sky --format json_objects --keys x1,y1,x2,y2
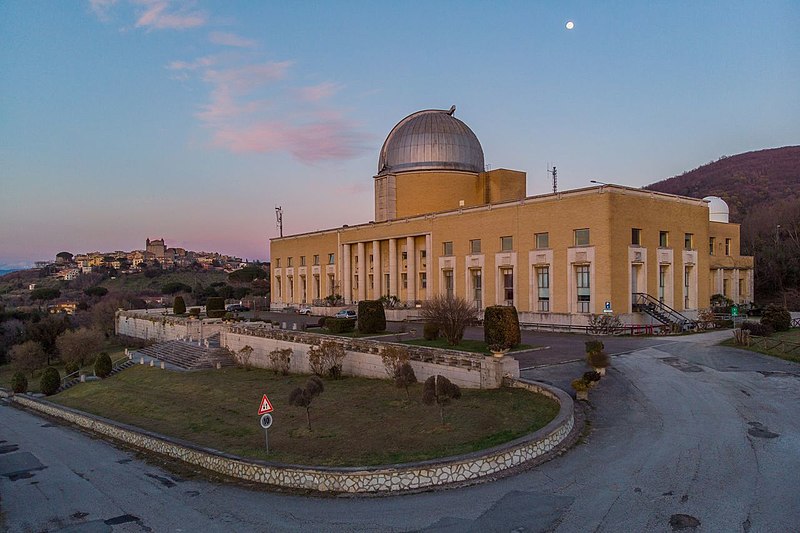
[{"x1": 566, "y1": 21, "x2": 575, "y2": 30}]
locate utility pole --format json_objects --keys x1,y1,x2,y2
[{"x1": 275, "y1": 206, "x2": 283, "y2": 238}]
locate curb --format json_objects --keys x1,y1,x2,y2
[{"x1": 1, "y1": 380, "x2": 576, "y2": 494}]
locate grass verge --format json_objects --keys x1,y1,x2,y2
[
  {"x1": 51, "y1": 366, "x2": 558, "y2": 467},
  {"x1": 721, "y1": 329, "x2": 800, "y2": 364}
]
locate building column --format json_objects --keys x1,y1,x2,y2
[
  {"x1": 746, "y1": 269, "x2": 754, "y2": 303},
  {"x1": 389, "y1": 238, "x2": 397, "y2": 298},
  {"x1": 732, "y1": 268, "x2": 740, "y2": 304},
  {"x1": 357, "y1": 242, "x2": 366, "y2": 302},
  {"x1": 343, "y1": 244, "x2": 352, "y2": 304},
  {"x1": 373, "y1": 240, "x2": 381, "y2": 298},
  {"x1": 407, "y1": 236, "x2": 416, "y2": 305},
  {"x1": 425, "y1": 234, "x2": 433, "y2": 301}
]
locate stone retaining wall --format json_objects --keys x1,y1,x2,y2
[
  {"x1": 116, "y1": 311, "x2": 227, "y2": 342},
  {"x1": 5, "y1": 379, "x2": 574, "y2": 494},
  {"x1": 222, "y1": 325, "x2": 518, "y2": 389}
]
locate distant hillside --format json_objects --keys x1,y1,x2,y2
[
  {"x1": 647, "y1": 146, "x2": 800, "y2": 306},
  {"x1": 646, "y1": 146, "x2": 800, "y2": 223}
]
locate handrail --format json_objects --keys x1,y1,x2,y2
[{"x1": 632, "y1": 292, "x2": 696, "y2": 329}]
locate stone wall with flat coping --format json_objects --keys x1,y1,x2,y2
[
  {"x1": 222, "y1": 324, "x2": 518, "y2": 389},
  {"x1": 4, "y1": 379, "x2": 574, "y2": 494}
]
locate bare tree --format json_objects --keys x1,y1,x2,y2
[
  {"x1": 289, "y1": 376, "x2": 324, "y2": 430},
  {"x1": 419, "y1": 295, "x2": 476, "y2": 346},
  {"x1": 422, "y1": 374, "x2": 461, "y2": 425},
  {"x1": 56, "y1": 328, "x2": 103, "y2": 368},
  {"x1": 268, "y1": 348, "x2": 292, "y2": 375},
  {"x1": 237, "y1": 345, "x2": 254, "y2": 370},
  {"x1": 380, "y1": 345, "x2": 410, "y2": 378},
  {"x1": 307, "y1": 341, "x2": 345, "y2": 378},
  {"x1": 10, "y1": 340, "x2": 46, "y2": 376}
]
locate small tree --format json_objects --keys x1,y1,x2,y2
[
  {"x1": 10, "y1": 340, "x2": 46, "y2": 375},
  {"x1": 11, "y1": 371, "x2": 28, "y2": 394},
  {"x1": 307, "y1": 341, "x2": 346, "y2": 378},
  {"x1": 269, "y1": 348, "x2": 292, "y2": 375},
  {"x1": 420, "y1": 295, "x2": 476, "y2": 346},
  {"x1": 94, "y1": 352, "x2": 113, "y2": 378},
  {"x1": 423, "y1": 322, "x2": 439, "y2": 341},
  {"x1": 237, "y1": 345, "x2": 254, "y2": 370},
  {"x1": 380, "y1": 345, "x2": 410, "y2": 378},
  {"x1": 357, "y1": 300, "x2": 386, "y2": 333},
  {"x1": 56, "y1": 328, "x2": 103, "y2": 369},
  {"x1": 585, "y1": 340, "x2": 610, "y2": 373},
  {"x1": 173, "y1": 295, "x2": 186, "y2": 315},
  {"x1": 761, "y1": 304, "x2": 791, "y2": 332},
  {"x1": 422, "y1": 374, "x2": 461, "y2": 425},
  {"x1": 484, "y1": 306, "x2": 521, "y2": 349},
  {"x1": 394, "y1": 362, "x2": 417, "y2": 399},
  {"x1": 40, "y1": 367, "x2": 60, "y2": 396},
  {"x1": 289, "y1": 376, "x2": 324, "y2": 430}
]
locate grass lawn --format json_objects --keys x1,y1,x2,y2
[
  {"x1": 404, "y1": 338, "x2": 534, "y2": 355},
  {"x1": 722, "y1": 329, "x2": 800, "y2": 364},
  {"x1": 51, "y1": 366, "x2": 558, "y2": 467}
]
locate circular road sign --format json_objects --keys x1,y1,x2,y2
[{"x1": 260, "y1": 413, "x2": 273, "y2": 429}]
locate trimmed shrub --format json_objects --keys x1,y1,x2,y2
[
  {"x1": 289, "y1": 376, "x2": 324, "y2": 430},
  {"x1": 40, "y1": 367, "x2": 60, "y2": 396},
  {"x1": 483, "y1": 306, "x2": 521, "y2": 349},
  {"x1": 585, "y1": 340, "x2": 610, "y2": 369},
  {"x1": 173, "y1": 296, "x2": 186, "y2": 315},
  {"x1": 324, "y1": 317, "x2": 355, "y2": 334},
  {"x1": 11, "y1": 371, "x2": 28, "y2": 394},
  {"x1": 94, "y1": 352, "x2": 113, "y2": 378},
  {"x1": 394, "y1": 362, "x2": 417, "y2": 399},
  {"x1": 423, "y1": 322, "x2": 440, "y2": 341},
  {"x1": 741, "y1": 320, "x2": 772, "y2": 336},
  {"x1": 761, "y1": 304, "x2": 791, "y2": 332},
  {"x1": 188, "y1": 307, "x2": 201, "y2": 317},
  {"x1": 583, "y1": 370, "x2": 601, "y2": 384},
  {"x1": 357, "y1": 300, "x2": 386, "y2": 333},
  {"x1": 64, "y1": 361, "x2": 80, "y2": 375},
  {"x1": 206, "y1": 297, "x2": 225, "y2": 318},
  {"x1": 422, "y1": 375, "x2": 461, "y2": 425},
  {"x1": 317, "y1": 316, "x2": 328, "y2": 328}
]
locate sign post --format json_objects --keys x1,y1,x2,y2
[
  {"x1": 603, "y1": 301, "x2": 613, "y2": 314},
  {"x1": 258, "y1": 394, "x2": 274, "y2": 452},
  {"x1": 731, "y1": 305, "x2": 739, "y2": 328}
]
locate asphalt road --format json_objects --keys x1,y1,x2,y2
[{"x1": 2, "y1": 331, "x2": 799, "y2": 532}]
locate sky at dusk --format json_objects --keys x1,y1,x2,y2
[{"x1": 1, "y1": 1, "x2": 798, "y2": 268}]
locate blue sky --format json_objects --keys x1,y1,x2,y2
[{"x1": 1, "y1": 1, "x2": 798, "y2": 267}]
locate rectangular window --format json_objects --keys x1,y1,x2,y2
[
  {"x1": 709, "y1": 237, "x2": 715, "y2": 256},
  {"x1": 501, "y1": 236, "x2": 513, "y2": 251},
  {"x1": 328, "y1": 253, "x2": 335, "y2": 264},
  {"x1": 684, "y1": 233, "x2": 694, "y2": 250},
  {"x1": 502, "y1": 267, "x2": 514, "y2": 304},
  {"x1": 471, "y1": 269, "x2": 482, "y2": 309},
  {"x1": 300, "y1": 256, "x2": 306, "y2": 266},
  {"x1": 443, "y1": 241, "x2": 453, "y2": 256},
  {"x1": 275, "y1": 277, "x2": 281, "y2": 298},
  {"x1": 535, "y1": 232, "x2": 549, "y2": 249},
  {"x1": 537, "y1": 266, "x2": 550, "y2": 312},
  {"x1": 300, "y1": 275, "x2": 307, "y2": 303},
  {"x1": 659, "y1": 231, "x2": 669, "y2": 248},
  {"x1": 420, "y1": 272, "x2": 427, "y2": 289},
  {"x1": 313, "y1": 254, "x2": 319, "y2": 266},
  {"x1": 287, "y1": 257, "x2": 293, "y2": 267},
  {"x1": 401, "y1": 273, "x2": 407, "y2": 289},
  {"x1": 384, "y1": 274, "x2": 390, "y2": 296},
  {"x1": 684, "y1": 266, "x2": 691, "y2": 308},
  {"x1": 443, "y1": 270, "x2": 454, "y2": 299},
  {"x1": 275, "y1": 258, "x2": 281, "y2": 268},
  {"x1": 574, "y1": 229, "x2": 590, "y2": 246},
  {"x1": 470, "y1": 239, "x2": 481, "y2": 254},
  {"x1": 369, "y1": 254, "x2": 373, "y2": 264},
  {"x1": 631, "y1": 228, "x2": 641, "y2": 246},
  {"x1": 725, "y1": 238, "x2": 731, "y2": 256},
  {"x1": 576, "y1": 265, "x2": 590, "y2": 313},
  {"x1": 369, "y1": 275, "x2": 374, "y2": 289},
  {"x1": 288, "y1": 276, "x2": 294, "y2": 299},
  {"x1": 420, "y1": 250, "x2": 426, "y2": 258},
  {"x1": 401, "y1": 251, "x2": 408, "y2": 260},
  {"x1": 313, "y1": 274, "x2": 320, "y2": 299},
  {"x1": 659, "y1": 265, "x2": 668, "y2": 303}
]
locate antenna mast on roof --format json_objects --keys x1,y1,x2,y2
[
  {"x1": 275, "y1": 206, "x2": 283, "y2": 238},
  {"x1": 548, "y1": 165, "x2": 558, "y2": 194}
]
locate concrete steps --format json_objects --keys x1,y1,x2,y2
[{"x1": 136, "y1": 340, "x2": 235, "y2": 370}]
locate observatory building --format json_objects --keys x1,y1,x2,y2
[{"x1": 270, "y1": 107, "x2": 754, "y2": 326}]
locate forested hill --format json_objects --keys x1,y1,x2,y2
[
  {"x1": 647, "y1": 146, "x2": 800, "y2": 306},
  {"x1": 645, "y1": 146, "x2": 800, "y2": 223}
]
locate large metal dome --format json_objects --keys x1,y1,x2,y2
[{"x1": 377, "y1": 106, "x2": 485, "y2": 175}]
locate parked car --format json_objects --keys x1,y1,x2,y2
[
  {"x1": 298, "y1": 306, "x2": 312, "y2": 315},
  {"x1": 226, "y1": 304, "x2": 250, "y2": 312},
  {"x1": 334, "y1": 309, "x2": 357, "y2": 319}
]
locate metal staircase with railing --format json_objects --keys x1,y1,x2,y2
[{"x1": 632, "y1": 292, "x2": 697, "y2": 331}]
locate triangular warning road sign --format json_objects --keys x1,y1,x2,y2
[{"x1": 258, "y1": 394, "x2": 274, "y2": 415}]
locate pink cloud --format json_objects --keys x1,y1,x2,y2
[
  {"x1": 203, "y1": 61, "x2": 292, "y2": 93},
  {"x1": 167, "y1": 55, "x2": 216, "y2": 71},
  {"x1": 210, "y1": 115, "x2": 367, "y2": 162},
  {"x1": 134, "y1": 0, "x2": 207, "y2": 30},
  {"x1": 295, "y1": 82, "x2": 341, "y2": 102},
  {"x1": 209, "y1": 31, "x2": 257, "y2": 48}
]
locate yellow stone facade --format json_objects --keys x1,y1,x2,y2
[{"x1": 270, "y1": 109, "x2": 754, "y2": 325}]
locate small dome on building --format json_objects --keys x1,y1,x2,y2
[
  {"x1": 377, "y1": 106, "x2": 485, "y2": 175},
  {"x1": 703, "y1": 196, "x2": 730, "y2": 223}
]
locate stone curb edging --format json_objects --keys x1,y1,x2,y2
[{"x1": 2, "y1": 380, "x2": 574, "y2": 494}]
